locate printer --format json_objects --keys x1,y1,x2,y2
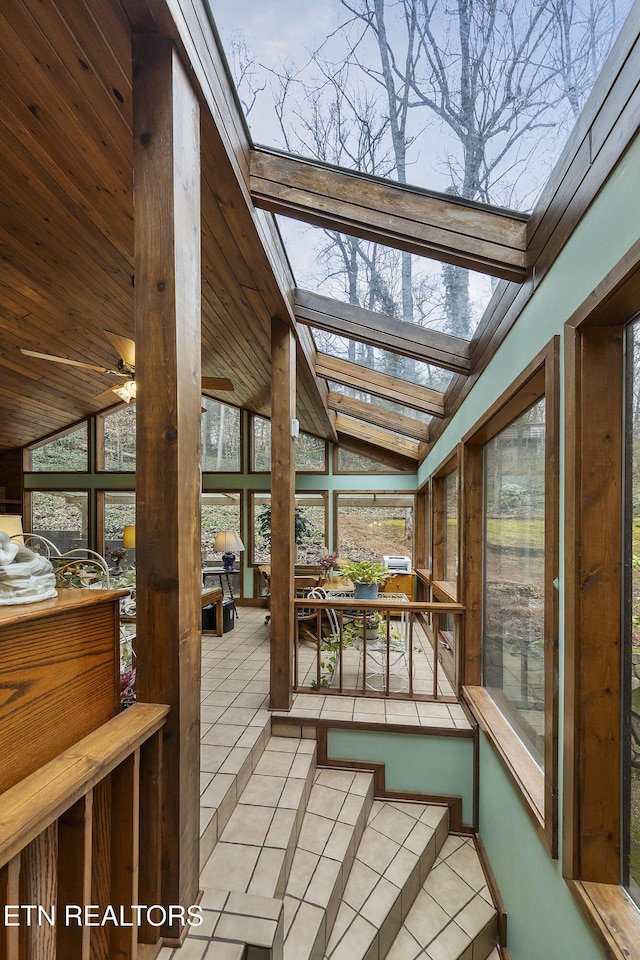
[{"x1": 382, "y1": 555, "x2": 412, "y2": 574}]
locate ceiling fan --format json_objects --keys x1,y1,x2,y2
[{"x1": 20, "y1": 331, "x2": 233, "y2": 404}]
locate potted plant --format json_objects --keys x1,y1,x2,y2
[{"x1": 339, "y1": 559, "x2": 390, "y2": 599}]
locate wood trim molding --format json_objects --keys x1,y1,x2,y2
[
  {"x1": 316, "y1": 353, "x2": 445, "y2": 417},
  {"x1": 295, "y1": 288, "x2": 471, "y2": 375},
  {"x1": 464, "y1": 685, "x2": 545, "y2": 839},
  {"x1": 328, "y1": 391, "x2": 430, "y2": 443},
  {"x1": 563, "y1": 324, "x2": 624, "y2": 883},
  {"x1": 458, "y1": 336, "x2": 559, "y2": 855},
  {"x1": 250, "y1": 148, "x2": 528, "y2": 282},
  {"x1": 567, "y1": 880, "x2": 640, "y2": 960}
]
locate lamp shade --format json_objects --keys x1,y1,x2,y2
[
  {"x1": 123, "y1": 525, "x2": 136, "y2": 549},
  {"x1": 0, "y1": 515, "x2": 24, "y2": 542},
  {"x1": 213, "y1": 530, "x2": 245, "y2": 554}
]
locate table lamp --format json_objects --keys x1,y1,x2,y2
[
  {"x1": 213, "y1": 530, "x2": 245, "y2": 571},
  {"x1": 123, "y1": 525, "x2": 136, "y2": 549},
  {"x1": 0, "y1": 515, "x2": 24, "y2": 543}
]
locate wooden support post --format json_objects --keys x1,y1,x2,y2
[
  {"x1": 57, "y1": 793, "x2": 93, "y2": 960},
  {"x1": 270, "y1": 318, "x2": 296, "y2": 710},
  {"x1": 133, "y1": 34, "x2": 202, "y2": 935}
]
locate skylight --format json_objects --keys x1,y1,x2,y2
[{"x1": 214, "y1": 0, "x2": 633, "y2": 211}]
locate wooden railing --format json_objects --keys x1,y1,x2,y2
[
  {"x1": 293, "y1": 596, "x2": 464, "y2": 699},
  {"x1": 0, "y1": 703, "x2": 169, "y2": 960}
]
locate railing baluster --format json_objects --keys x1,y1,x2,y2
[
  {"x1": 57, "y1": 793, "x2": 93, "y2": 960},
  {"x1": 19, "y1": 825, "x2": 57, "y2": 960},
  {"x1": 409, "y1": 615, "x2": 414, "y2": 698},
  {"x1": 0, "y1": 856, "x2": 20, "y2": 960},
  {"x1": 110, "y1": 750, "x2": 140, "y2": 959},
  {"x1": 138, "y1": 731, "x2": 163, "y2": 947},
  {"x1": 432, "y1": 611, "x2": 440, "y2": 699}
]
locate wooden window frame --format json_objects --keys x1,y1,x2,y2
[
  {"x1": 249, "y1": 488, "x2": 329, "y2": 567},
  {"x1": 431, "y1": 450, "x2": 460, "y2": 602},
  {"x1": 562, "y1": 249, "x2": 640, "y2": 958},
  {"x1": 461, "y1": 337, "x2": 559, "y2": 857},
  {"x1": 201, "y1": 400, "x2": 244, "y2": 475},
  {"x1": 249, "y1": 414, "x2": 328, "y2": 475},
  {"x1": 96, "y1": 402, "x2": 137, "y2": 474},
  {"x1": 24, "y1": 419, "x2": 91, "y2": 475},
  {"x1": 333, "y1": 489, "x2": 416, "y2": 565}
]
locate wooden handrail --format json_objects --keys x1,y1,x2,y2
[
  {"x1": 293, "y1": 598, "x2": 464, "y2": 613},
  {"x1": 0, "y1": 703, "x2": 169, "y2": 868}
]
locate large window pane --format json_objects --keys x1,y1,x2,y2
[
  {"x1": 443, "y1": 470, "x2": 458, "y2": 586},
  {"x1": 336, "y1": 492, "x2": 414, "y2": 563},
  {"x1": 29, "y1": 423, "x2": 88, "y2": 472},
  {"x1": 251, "y1": 492, "x2": 326, "y2": 564},
  {"x1": 201, "y1": 493, "x2": 242, "y2": 561},
  {"x1": 102, "y1": 404, "x2": 136, "y2": 471},
  {"x1": 251, "y1": 416, "x2": 326, "y2": 472},
  {"x1": 30, "y1": 491, "x2": 88, "y2": 551},
  {"x1": 202, "y1": 401, "x2": 241, "y2": 472},
  {"x1": 103, "y1": 492, "x2": 136, "y2": 569},
  {"x1": 483, "y1": 399, "x2": 546, "y2": 766},
  {"x1": 624, "y1": 319, "x2": 640, "y2": 905}
]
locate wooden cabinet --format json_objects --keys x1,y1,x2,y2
[
  {"x1": 381, "y1": 572, "x2": 415, "y2": 599},
  {"x1": 0, "y1": 588, "x2": 125, "y2": 793}
]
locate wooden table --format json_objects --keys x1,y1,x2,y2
[
  {"x1": 121, "y1": 586, "x2": 224, "y2": 637},
  {"x1": 201, "y1": 585, "x2": 224, "y2": 637}
]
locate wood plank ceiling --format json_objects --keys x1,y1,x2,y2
[
  {"x1": 0, "y1": 0, "x2": 332, "y2": 454},
  {"x1": 0, "y1": 0, "x2": 536, "y2": 461}
]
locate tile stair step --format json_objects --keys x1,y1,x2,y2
[
  {"x1": 385, "y1": 836, "x2": 498, "y2": 960},
  {"x1": 200, "y1": 736, "x2": 317, "y2": 901},
  {"x1": 282, "y1": 767, "x2": 376, "y2": 960},
  {"x1": 323, "y1": 800, "x2": 450, "y2": 960},
  {"x1": 200, "y1": 714, "x2": 272, "y2": 868}
]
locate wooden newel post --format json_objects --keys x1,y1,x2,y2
[
  {"x1": 133, "y1": 34, "x2": 202, "y2": 938},
  {"x1": 270, "y1": 318, "x2": 296, "y2": 710}
]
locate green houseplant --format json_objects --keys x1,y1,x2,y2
[
  {"x1": 255, "y1": 504, "x2": 318, "y2": 561},
  {"x1": 339, "y1": 559, "x2": 390, "y2": 599}
]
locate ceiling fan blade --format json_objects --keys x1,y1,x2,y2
[
  {"x1": 20, "y1": 348, "x2": 114, "y2": 374},
  {"x1": 104, "y1": 331, "x2": 136, "y2": 367},
  {"x1": 201, "y1": 377, "x2": 234, "y2": 392},
  {"x1": 93, "y1": 386, "x2": 122, "y2": 406}
]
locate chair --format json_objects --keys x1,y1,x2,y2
[
  {"x1": 295, "y1": 577, "x2": 328, "y2": 645},
  {"x1": 258, "y1": 565, "x2": 271, "y2": 625},
  {"x1": 54, "y1": 548, "x2": 111, "y2": 589}
]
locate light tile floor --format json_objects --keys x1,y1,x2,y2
[{"x1": 157, "y1": 607, "x2": 479, "y2": 960}]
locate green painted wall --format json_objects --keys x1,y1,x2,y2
[
  {"x1": 414, "y1": 130, "x2": 640, "y2": 958},
  {"x1": 326, "y1": 727, "x2": 474, "y2": 825},
  {"x1": 478, "y1": 734, "x2": 603, "y2": 960}
]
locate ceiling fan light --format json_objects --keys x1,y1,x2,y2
[{"x1": 112, "y1": 380, "x2": 137, "y2": 403}]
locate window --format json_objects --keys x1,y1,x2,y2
[
  {"x1": 100, "y1": 404, "x2": 136, "y2": 471},
  {"x1": 250, "y1": 491, "x2": 326, "y2": 565},
  {"x1": 335, "y1": 444, "x2": 407, "y2": 474},
  {"x1": 201, "y1": 401, "x2": 241, "y2": 472},
  {"x1": 251, "y1": 416, "x2": 326, "y2": 472},
  {"x1": 462, "y1": 338, "x2": 558, "y2": 853},
  {"x1": 483, "y1": 400, "x2": 546, "y2": 766},
  {"x1": 29, "y1": 490, "x2": 89, "y2": 551},
  {"x1": 102, "y1": 491, "x2": 135, "y2": 566},
  {"x1": 28, "y1": 423, "x2": 88, "y2": 472},
  {"x1": 430, "y1": 454, "x2": 459, "y2": 598},
  {"x1": 335, "y1": 492, "x2": 414, "y2": 563},
  {"x1": 201, "y1": 492, "x2": 242, "y2": 561}
]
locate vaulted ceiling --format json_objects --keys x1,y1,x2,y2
[{"x1": 0, "y1": 0, "x2": 634, "y2": 465}]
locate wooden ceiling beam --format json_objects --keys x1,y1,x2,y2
[
  {"x1": 295, "y1": 288, "x2": 470, "y2": 375},
  {"x1": 251, "y1": 148, "x2": 528, "y2": 283},
  {"x1": 334, "y1": 414, "x2": 420, "y2": 460},
  {"x1": 327, "y1": 391, "x2": 430, "y2": 442},
  {"x1": 316, "y1": 353, "x2": 445, "y2": 417}
]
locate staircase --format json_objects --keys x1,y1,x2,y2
[{"x1": 185, "y1": 716, "x2": 500, "y2": 960}]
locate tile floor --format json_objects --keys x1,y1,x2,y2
[{"x1": 156, "y1": 606, "x2": 484, "y2": 960}]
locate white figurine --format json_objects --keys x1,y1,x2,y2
[{"x1": 0, "y1": 532, "x2": 57, "y2": 605}]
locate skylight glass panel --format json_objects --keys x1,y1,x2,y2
[
  {"x1": 314, "y1": 329, "x2": 450, "y2": 394},
  {"x1": 279, "y1": 218, "x2": 493, "y2": 341},
  {"x1": 328, "y1": 383, "x2": 436, "y2": 424},
  {"x1": 214, "y1": 0, "x2": 633, "y2": 212}
]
